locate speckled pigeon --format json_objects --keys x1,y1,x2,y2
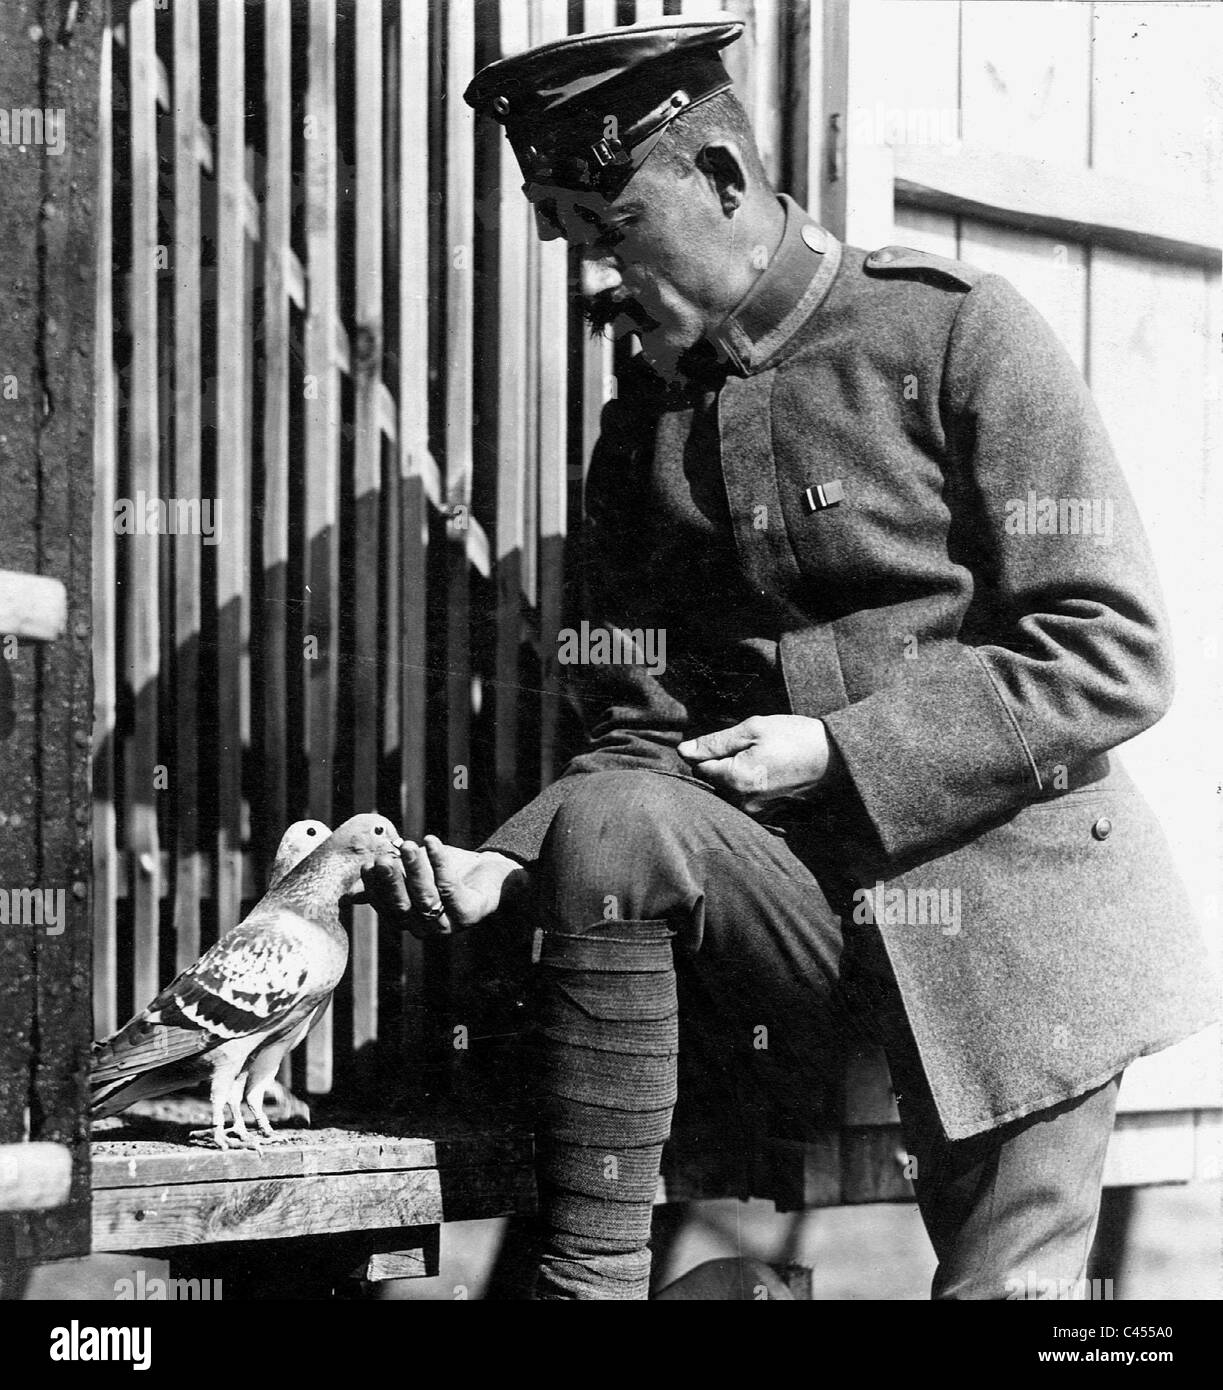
[{"x1": 91, "y1": 813, "x2": 401, "y2": 1149}]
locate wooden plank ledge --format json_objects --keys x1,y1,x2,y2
[
  {"x1": 89, "y1": 1112, "x2": 535, "y2": 1252},
  {"x1": 93, "y1": 1169, "x2": 442, "y2": 1251}
]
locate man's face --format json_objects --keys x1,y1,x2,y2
[{"x1": 534, "y1": 157, "x2": 734, "y2": 376}]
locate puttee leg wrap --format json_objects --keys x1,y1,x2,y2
[{"x1": 532, "y1": 920, "x2": 678, "y2": 1301}]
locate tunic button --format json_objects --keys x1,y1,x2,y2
[{"x1": 1091, "y1": 816, "x2": 1112, "y2": 841}]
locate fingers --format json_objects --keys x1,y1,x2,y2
[
  {"x1": 359, "y1": 857, "x2": 413, "y2": 917},
  {"x1": 400, "y1": 840, "x2": 448, "y2": 920},
  {"x1": 422, "y1": 835, "x2": 457, "y2": 902},
  {"x1": 687, "y1": 756, "x2": 736, "y2": 789},
  {"x1": 360, "y1": 842, "x2": 450, "y2": 937},
  {"x1": 677, "y1": 720, "x2": 757, "y2": 763}
]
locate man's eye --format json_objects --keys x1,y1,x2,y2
[{"x1": 597, "y1": 221, "x2": 631, "y2": 249}]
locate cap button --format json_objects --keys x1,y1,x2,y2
[
  {"x1": 872, "y1": 248, "x2": 893, "y2": 265},
  {"x1": 492, "y1": 94, "x2": 510, "y2": 117},
  {"x1": 1091, "y1": 816, "x2": 1112, "y2": 841}
]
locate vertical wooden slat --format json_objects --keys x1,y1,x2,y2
[
  {"x1": 746, "y1": 0, "x2": 782, "y2": 187},
  {"x1": 126, "y1": 0, "x2": 162, "y2": 1007},
  {"x1": 304, "y1": 0, "x2": 341, "y2": 1091},
  {"x1": 381, "y1": 17, "x2": 401, "y2": 818},
  {"x1": 397, "y1": 1, "x2": 431, "y2": 1059},
  {"x1": 216, "y1": 1, "x2": 246, "y2": 938},
  {"x1": 815, "y1": 0, "x2": 849, "y2": 238},
  {"x1": 532, "y1": 0, "x2": 569, "y2": 788},
  {"x1": 92, "y1": 23, "x2": 118, "y2": 1039},
  {"x1": 262, "y1": 0, "x2": 291, "y2": 859},
  {"x1": 172, "y1": 0, "x2": 203, "y2": 974},
  {"x1": 352, "y1": 0, "x2": 384, "y2": 1051},
  {"x1": 578, "y1": 0, "x2": 617, "y2": 484},
  {"x1": 493, "y1": 0, "x2": 532, "y2": 823},
  {"x1": 398, "y1": 4, "x2": 429, "y2": 842},
  {"x1": 444, "y1": 0, "x2": 475, "y2": 844},
  {"x1": 783, "y1": 0, "x2": 814, "y2": 208}
]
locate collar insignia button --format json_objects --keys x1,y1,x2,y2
[{"x1": 801, "y1": 224, "x2": 827, "y2": 254}]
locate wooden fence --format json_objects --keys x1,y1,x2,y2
[{"x1": 92, "y1": 0, "x2": 819, "y2": 1100}]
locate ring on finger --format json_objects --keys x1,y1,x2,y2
[{"x1": 418, "y1": 901, "x2": 446, "y2": 920}]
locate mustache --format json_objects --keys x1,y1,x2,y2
[{"x1": 582, "y1": 291, "x2": 658, "y2": 337}]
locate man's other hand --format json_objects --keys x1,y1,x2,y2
[
  {"x1": 357, "y1": 839, "x2": 527, "y2": 938},
  {"x1": 677, "y1": 715, "x2": 839, "y2": 815}
]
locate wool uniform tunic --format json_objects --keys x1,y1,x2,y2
[{"x1": 482, "y1": 194, "x2": 1219, "y2": 1140}]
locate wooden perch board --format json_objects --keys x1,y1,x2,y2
[{"x1": 90, "y1": 1119, "x2": 535, "y2": 1252}]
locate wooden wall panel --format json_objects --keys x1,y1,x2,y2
[
  {"x1": 892, "y1": 206, "x2": 957, "y2": 257},
  {"x1": 959, "y1": 0, "x2": 1091, "y2": 165},
  {"x1": 1089, "y1": 4, "x2": 1223, "y2": 192},
  {"x1": 1087, "y1": 8, "x2": 1223, "y2": 1121}
]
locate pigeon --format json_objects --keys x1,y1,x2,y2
[
  {"x1": 237, "y1": 819, "x2": 333, "y2": 1128},
  {"x1": 91, "y1": 812, "x2": 401, "y2": 1149},
  {"x1": 267, "y1": 818, "x2": 333, "y2": 890}
]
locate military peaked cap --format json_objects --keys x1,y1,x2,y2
[{"x1": 464, "y1": 16, "x2": 744, "y2": 198}]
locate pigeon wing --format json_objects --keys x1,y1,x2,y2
[{"x1": 91, "y1": 907, "x2": 324, "y2": 1091}]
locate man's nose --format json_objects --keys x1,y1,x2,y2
[{"x1": 581, "y1": 250, "x2": 622, "y2": 299}]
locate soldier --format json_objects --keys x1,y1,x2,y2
[{"x1": 364, "y1": 16, "x2": 1218, "y2": 1299}]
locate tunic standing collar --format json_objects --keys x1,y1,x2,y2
[{"x1": 707, "y1": 194, "x2": 842, "y2": 376}]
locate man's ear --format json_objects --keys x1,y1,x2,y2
[{"x1": 694, "y1": 140, "x2": 747, "y2": 216}]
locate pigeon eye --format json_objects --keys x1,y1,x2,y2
[
  {"x1": 307, "y1": 827, "x2": 317, "y2": 836},
  {"x1": 374, "y1": 825, "x2": 384, "y2": 835}
]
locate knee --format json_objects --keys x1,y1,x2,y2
[
  {"x1": 541, "y1": 770, "x2": 695, "y2": 920},
  {"x1": 549, "y1": 770, "x2": 678, "y2": 855}
]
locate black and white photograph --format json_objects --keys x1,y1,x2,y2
[{"x1": 0, "y1": 0, "x2": 1220, "y2": 1329}]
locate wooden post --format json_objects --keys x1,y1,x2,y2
[{"x1": 0, "y1": 0, "x2": 103, "y2": 1267}]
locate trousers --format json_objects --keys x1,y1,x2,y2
[{"x1": 529, "y1": 768, "x2": 1119, "y2": 1300}]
